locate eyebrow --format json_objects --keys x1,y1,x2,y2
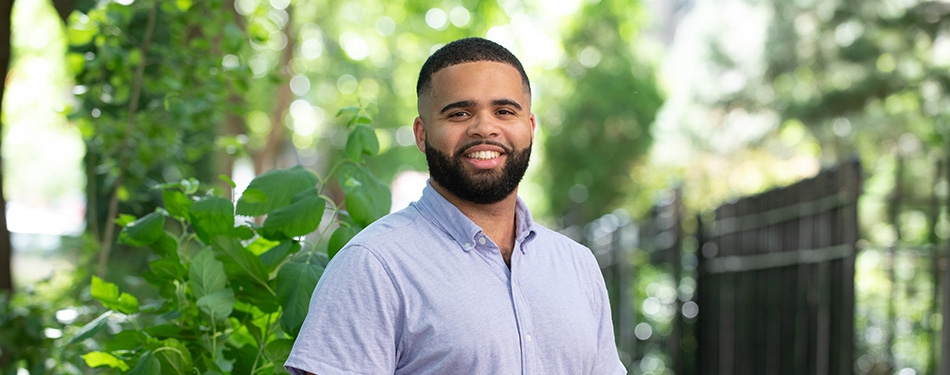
[{"x1": 438, "y1": 99, "x2": 523, "y2": 114}]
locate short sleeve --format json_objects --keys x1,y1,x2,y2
[{"x1": 285, "y1": 245, "x2": 402, "y2": 375}]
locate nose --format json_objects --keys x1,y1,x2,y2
[{"x1": 466, "y1": 113, "x2": 500, "y2": 139}]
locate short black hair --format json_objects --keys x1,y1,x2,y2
[{"x1": 416, "y1": 37, "x2": 531, "y2": 97}]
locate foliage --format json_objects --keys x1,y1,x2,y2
[
  {"x1": 65, "y1": 106, "x2": 389, "y2": 374},
  {"x1": 67, "y1": 0, "x2": 252, "y2": 241},
  {"x1": 0, "y1": 293, "x2": 55, "y2": 375},
  {"x1": 538, "y1": 0, "x2": 663, "y2": 226}
]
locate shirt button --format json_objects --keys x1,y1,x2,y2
[
  {"x1": 464, "y1": 242, "x2": 472, "y2": 248},
  {"x1": 478, "y1": 237, "x2": 487, "y2": 245},
  {"x1": 526, "y1": 334, "x2": 532, "y2": 342}
]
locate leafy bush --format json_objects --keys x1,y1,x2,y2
[{"x1": 67, "y1": 106, "x2": 390, "y2": 374}]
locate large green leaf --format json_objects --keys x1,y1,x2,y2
[
  {"x1": 162, "y1": 189, "x2": 193, "y2": 219},
  {"x1": 276, "y1": 261, "x2": 323, "y2": 336},
  {"x1": 345, "y1": 124, "x2": 380, "y2": 162},
  {"x1": 188, "y1": 248, "x2": 227, "y2": 300},
  {"x1": 212, "y1": 236, "x2": 269, "y2": 291},
  {"x1": 338, "y1": 164, "x2": 391, "y2": 227},
  {"x1": 235, "y1": 166, "x2": 319, "y2": 216},
  {"x1": 91, "y1": 276, "x2": 139, "y2": 314},
  {"x1": 117, "y1": 211, "x2": 165, "y2": 247},
  {"x1": 260, "y1": 188, "x2": 326, "y2": 241},
  {"x1": 196, "y1": 288, "x2": 235, "y2": 328},
  {"x1": 188, "y1": 196, "x2": 234, "y2": 245}
]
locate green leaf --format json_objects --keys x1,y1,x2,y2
[
  {"x1": 236, "y1": 166, "x2": 319, "y2": 216},
  {"x1": 181, "y1": 178, "x2": 200, "y2": 195},
  {"x1": 246, "y1": 236, "x2": 280, "y2": 256},
  {"x1": 230, "y1": 277, "x2": 279, "y2": 313},
  {"x1": 154, "y1": 338, "x2": 193, "y2": 375},
  {"x1": 213, "y1": 236, "x2": 269, "y2": 290},
  {"x1": 260, "y1": 188, "x2": 325, "y2": 240},
  {"x1": 345, "y1": 125, "x2": 380, "y2": 162},
  {"x1": 264, "y1": 338, "x2": 295, "y2": 364},
  {"x1": 224, "y1": 343, "x2": 258, "y2": 375},
  {"x1": 259, "y1": 240, "x2": 299, "y2": 267},
  {"x1": 91, "y1": 276, "x2": 140, "y2": 314},
  {"x1": 337, "y1": 164, "x2": 391, "y2": 227},
  {"x1": 104, "y1": 330, "x2": 143, "y2": 351},
  {"x1": 276, "y1": 261, "x2": 323, "y2": 336},
  {"x1": 116, "y1": 213, "x2": 138, "y2": 227},
  {"x1": 219, "y1": 174, "x2": 237, "y2": 188},
  {"x1": 240, "y1": 188, "x2": 267, "y2": 204},
  {"x1": 145, "y1": 324, "x2": 183, "y2": 339},
  {"x1": 189, "y1": 196, "x2": 234, "y2": 245},
  {"x1": 128, "y1": 351, "x2": 161, "y2": 375},
  {"x1": 328, "y1": 226, "x2": 359, "y2": 260},
  {"x1": 336, "y1": 106, "x2": 360, "y2": 125},
  {"x1": 162, "y1": 190, "x2": 193, "y2": 219},
  {"x1": 83, "y1": 351, "x2": 130, "y2": 371},
  {"x1": 197, "y1": 288, "x2": 235, "y2": 328},
  {"x1": 149, "y1": 256, "x2": 187, "y2": 283},
  {"x1": 117, "y1": 211, "x2": 165, "y2": 247},
  {"x1": 188, "y1": 248, "x2": 227, "y2": 300},
  {"x1": 66, "y1": 311, "x2": 112, "y2": 345}
]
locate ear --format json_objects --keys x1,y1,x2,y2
[
  {"x1": 413, "y1": 116, "x2": 426, "y2": 153},
  {"x1": 529, "y1": 112, "x2": 537, "y2": 141}
]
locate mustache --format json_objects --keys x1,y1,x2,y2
[{"x1": 453, "y1": 140, "x2": 513, "y2": 158}]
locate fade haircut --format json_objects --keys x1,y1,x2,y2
[{"x1": 416, "y1": 37, "x2": 531, "y2": 98}]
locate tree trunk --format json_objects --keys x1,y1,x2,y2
[{"x1": 0, "y1": 0, "x2": 15, "y2": 295}]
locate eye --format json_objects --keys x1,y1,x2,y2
[
  {"x1": 496, "y1": 108, "x2": 516, "y2": 116},
  {"x1": 448, "y1": 111, "x2": 469, "y2": 119}
]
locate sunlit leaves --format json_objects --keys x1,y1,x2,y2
[
  {"x1": 91, "y1": 276, "x2": 139, "y2": 314},
  {"x1": 236, "y1": 166, "x2": 319, "y2": 216},
  {"x1": 83, "y1": 351, "x2": 130, "y2": 371}
]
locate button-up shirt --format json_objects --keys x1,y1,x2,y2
[{"x1": 285, "y1": 183, "x2": 626, "y2": 375}]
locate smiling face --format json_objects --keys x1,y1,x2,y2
[{"x1": 414, "y1": 61, "x2": 536, "y2": 204}]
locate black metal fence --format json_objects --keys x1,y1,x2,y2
[
  {"x1": 695, "y1": 160, "x2": 860, "y2": 375},
  {"x1": 576, "y1": 157, "x2": 950, "y2": 374}
]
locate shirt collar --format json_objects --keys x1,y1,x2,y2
[{"x1": 413, "y1": 181, "x2": 537, "y2": 252}]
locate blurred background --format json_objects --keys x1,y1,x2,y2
[{"x1": 1, "y1": 0, "x2": 948, "y2": 374}]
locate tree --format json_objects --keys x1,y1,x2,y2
[{"x1": 539, "y1": 0, "x2": 663, "y2": 226}]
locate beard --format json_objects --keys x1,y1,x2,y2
[{"x1": 425, "y1": 139, "x2": 532, "y2": 205}]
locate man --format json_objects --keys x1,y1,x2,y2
[{"x1": 285, "y1": 37, "x2": 626, "y2": 375}]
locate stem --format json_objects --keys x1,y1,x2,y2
[
  {"x1": 250, "y1": 313, "x2": 275, "y2": 374},
  {"x1": 97, "y1": 1, "x2": 160, "y2": 278}
]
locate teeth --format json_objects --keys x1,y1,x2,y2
[{"x1": 467, "y1": 150, "x2": 500, "y2": 160}]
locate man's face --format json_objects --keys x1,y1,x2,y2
[{"x1": 413, "y1": 61, "x2": 536, "y2": 204}]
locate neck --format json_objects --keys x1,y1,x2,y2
[{"x1": 431, "y1": 181, "x2": 519, "y2": 259}]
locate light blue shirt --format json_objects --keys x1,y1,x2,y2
[{"x1": 285, "y1": 183, "x2": 626, "y2": 375}]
